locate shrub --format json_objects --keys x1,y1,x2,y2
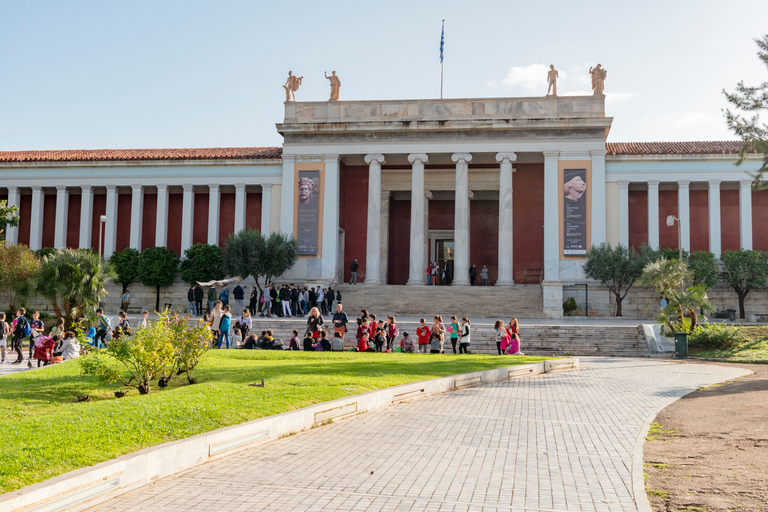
[
  {"x1": 563, "y1": 297, "x2": 577, "y2": 316},
  {"x1": 688, "y1": 323, "x2": 748, "y2": 350}
]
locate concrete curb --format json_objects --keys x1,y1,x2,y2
[{"x1": 2, "y1": 358, "x2": 579, "y2": 512}]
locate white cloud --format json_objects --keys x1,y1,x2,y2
[
  {"x1": 489, "y1": 64, "x2": 566, "y2": 91},
  {"x1": 671, "y1": 112, "x2": 718, "y2": 129},
  {"x1": 605, "y1": 92, "x2": 640, "y2": 104}
]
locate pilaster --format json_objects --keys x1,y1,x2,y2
[
  {"x1": 590, "y1": 149, "x2": 607, "y2": 246},
  {"x1": 543, "y1": 150, "x2": 560, "y2": 282}
]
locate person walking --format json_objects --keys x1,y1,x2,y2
[
  {"x1": 262, "y1": 287, "x2": 273, "y2": 317},
  {"x1": 469, "y1": 264, "x2": 478, "y2": 286},
  {"x1": 290, "y1": 284, "x2": 299, "y2": 317},
  {"x1": 121, "y1": 289, "x2": 131, "y2": 313},
  {"x1": 458, "y1": 317, "x2": 471, "y2": 354},
  {"x1": 280, "y1": 284, "x2": 292, "y2": 317},
  {"x1": 431, "y1": 262, "x2": 439, "y2": 285},
  {"x1": 332, "y1": 303, "x2": 349, "y2": 343},
  {"x1": 207, "y1": 285, "x2": 217, "y2": 315},
  {"x1": 219, "y1": 286, "x2": 230, "y2": 307},
  {"x1": 187, "y1": 285, "x2": 197, "y2": 316},
  {"x1": 95, "y1": 308, "x2": 110, "y2": 349},
  {"x1": 350, "y1": 259, "x2": 359, "y2": 284},
  {"x1": 481, "y1": 265, "x2": 489, "y2": 286},
  {"x1": 233, "y1": 282, "x2": 245, "y2": 317},
  {"x1": 249, "y1": 286, "x2": 259, "y2": 316},
  {"x1": 194, "y1": 284, "x2": 204, "y2": 317},
  {"x1": 10, "y1": 308, "x2": 29, "y2": 364},
  {"x1": 443, "y1": 260, "x2": 451, "y2": 286}
]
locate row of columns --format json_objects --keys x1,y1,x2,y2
[
  {"x1": 365, "y1": 152, "x2": 520, "y2": 286},
  {"x1": 4, "y1": 184, "x2": 274, "y2": 258},
  {"x1": 617, "y1": 179, "x2": 754, "y2": 257}
]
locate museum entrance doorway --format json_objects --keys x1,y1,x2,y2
[{"x1": 429, "y1": 230, "x2": 455, "y2": 285}]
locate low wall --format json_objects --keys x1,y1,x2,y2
[{"x1": 0, "y1": 358, "x2": 578, "y2": 512}]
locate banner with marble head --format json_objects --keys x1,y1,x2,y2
[
  {"x1": 562, "y1": 168, "x2": 588, "y2": 256},
  {"x1": 296, "y1": 167, "x2": 322, "y2": 256}
]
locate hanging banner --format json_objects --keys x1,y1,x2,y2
[
  {"x1": 562, "y1": 167, "x2": 588, "y2": 256},
  {"x1": 295, "y1": 165, "x2": 323, "y2": 256}
]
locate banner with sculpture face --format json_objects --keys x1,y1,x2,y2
[
  {"x1": 562, "y1": 168, "x2": 588, "y2": 256},
  {"x1": 296, "y1": 169, "x2": 321, "y2": 255}
]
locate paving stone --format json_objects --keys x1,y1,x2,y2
[{"x1": 83, "y1": 358, "x2": 748, "y2": 512}]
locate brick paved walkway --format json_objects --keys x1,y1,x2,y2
[{"x1": 85, "y1": 358, "x2": 749, "y2": 512}]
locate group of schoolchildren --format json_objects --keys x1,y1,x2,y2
[{"x1": 0, "y1": 308, "x2": 82, "y2": 367}]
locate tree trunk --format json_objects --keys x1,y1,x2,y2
[
  {"x1": 615, "y1": 294, "x2": 623, "y2": 316},
  {"x1": 738, "y1": 291, "x2": 747, "y2": 319},
  {"x1": 155, "y1": 285, "x2": 161, "y2": 313}
]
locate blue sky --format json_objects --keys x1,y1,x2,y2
[{"x1": 1, "y1": 0, "x2": 767, "y2": 150}]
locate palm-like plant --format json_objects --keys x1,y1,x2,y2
[{"x1": 32, "y1": 249, "x2": 115, "y2": 328}]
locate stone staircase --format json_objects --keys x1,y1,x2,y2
[
  {"x1": 245, "y1": 318, "x2": 649, "y2": 358},
  {"x1": 330, "y1": 284, "x2": 545, "y2": 319}
]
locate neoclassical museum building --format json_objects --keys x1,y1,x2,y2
[{"x1": 1, "y1": 95, "x2": 765, "y2": 316}]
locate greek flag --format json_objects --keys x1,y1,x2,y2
[{"x1": 440, "y1": 21, "x2": 444, "y2": 63}]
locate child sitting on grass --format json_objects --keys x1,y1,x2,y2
[
  {"x1": 400, "y1": 332, "x2": 416, "y2": 353},
  {"x1": 331, "y1": 332, "x2": 344, "y2": 351}
]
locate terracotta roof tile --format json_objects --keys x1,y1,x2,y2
[
  {"x1": 606, "y1": 141, "x2": 750, "y2": 156},
  {"x1": 0, "y1": 147, "x2": 282, "y2": 163}
]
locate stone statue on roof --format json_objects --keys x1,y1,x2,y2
[
  {"x1": 283, "y1": 71, "x2": 303, "y2": 102},
  {"x1": 546, "y1": 65, "x2": 559, "y2": 96},
  {"x1": 589, "y1": 64, "x2": 607, "y2": 95},
  {"x1": 325, "y1": 71, "x2": 341, "y2": 101}
]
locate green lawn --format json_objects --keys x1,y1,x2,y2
[
  {"x1": 0, "y1": 351, "x2": 548, "y2": 494},
  {"x1": 691, "y1": 326, "x2": 768, "y2": 363}
]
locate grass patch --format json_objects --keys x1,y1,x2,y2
[
  {"x1": 0, "y1": 350, "x2": 548, "y2": 493},
  {"x1": 690, "y1": 326, "x2": 768, "y2": 363},
  {"x1": 646, "y1": 422, "x2": 678, "y2": 441},
  {"x1": 647, "y1": 489, "x2": 669, "y2": 499}
]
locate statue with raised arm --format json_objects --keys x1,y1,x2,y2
[
  {"x1": 589, "y1": 64, "x2": 607, "y2": 95},
  {"x1": 324, "y1": 71, "x2": 341, "y2": 101},
  {"x1": 283, "y1": 71, "x2": 303, "y2": 102},
  {"x1": 546, "y1": 65, "x2": 559, "y2": 96}
]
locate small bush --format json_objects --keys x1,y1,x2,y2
[
  {"x1": 688, "y1": 323, "x2": 748, "y2": 349},
  {"x1": 563, "y1": 297, "x2": 577, "y2": 316}
]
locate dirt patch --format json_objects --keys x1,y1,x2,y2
[{"x1": 644, "y1": 361, "x2": 768, "y2": 512}]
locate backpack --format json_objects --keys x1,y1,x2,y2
[
  {"x1": 19, "y1": 317, "x2": 31, "y2": 337},
  {"x1": 34, "y1": 335, "x2": 46, "y2": 348}
]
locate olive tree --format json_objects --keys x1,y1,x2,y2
[
  {"x1": 138, "y1": 247, "x2": 179, "y2": 312},
  {"x1": 720, "y1": 249, "x2": 768, "y2": 319},
  {"x1": 583, "y1": 243, "x2": 657, "y2": 316}
]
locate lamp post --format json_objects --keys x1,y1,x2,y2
[
  {"x1": 99, "y1": 214, "x2": 107, "y2": 258},
  {"x1": 666, "y1": 215, "x2": 682, "y2": 261}
]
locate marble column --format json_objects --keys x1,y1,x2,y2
[
  {"x1": 54, "y1": 186, "x2": 69, "y2": 249},
  {"x1": 181, "y1": 184, "x2": 195, "y2": 254},
  {"x1": 79, "y1": 186, "x2": 93, "y2": 250},
  {"x1": 261, "y1": 184, "x2": 273, "y2": 235},
  {"x1": 234, "y1": 183, "x2": 246, "y2": 234},
  {"x1": 543, "y1": 151, "x2": 560, "y2": 282},
  {"x1": 104, "y1": 185, "x2": 118, "y2": 259},
  {"x1": 5, "y1": 187, "x2": 19, "y2": 244},
  {"x1": 155, "y1": 184, "x2": 168, "y2": 247},
  {"x1": 29, "y1": 186, "x2": 44, "y2": 251},
  {"x1": 708, "y1": 180, "x2": 721, "y2": 257},
  {"x1": 617, "y1": 181, "x2": 629, "y2": 248},
  {"x1": 321, "y1": 155, "x2": 341, "y2": 281},
  {"x1": 129, "y1": 185, "x2": 144, "y2": 251},
  {"x1": 590, "y1": 149, "x2": 607, "y2": 246},
  {"x1": 452, "y1": 153, "x2": 472, "y2": 286},
  {"x1": 647, "y1": 181, "x2": 660, "y2": 250},
  {"x1": 407, "y1": 153, "x2": 428, "y2": 285},
  {"x1": 380, "y1": 192, "x2": 390, "y2": 284},
  {"x1": 496, "y1": 152, "x2": 516, "y2": 285},
  {"x1": 677, "y1": 180, "x2": 691, "y2": 253},
  {"x1": 364, "y1": 154, "x2": 385, "y2": 285},
  {"x1": 208, "y1": 184, "x2": 220, "y2": 246},
  {"x1": 739, "y1": 179, "x2": 753, "y2": 250}
]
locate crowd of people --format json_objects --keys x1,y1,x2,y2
[
  {"x1": 1, "y1": 308, "x2": 82, "y2": 367},
  {"x1": 425, "y1": 262, "x2": 492, "y2": 286}
]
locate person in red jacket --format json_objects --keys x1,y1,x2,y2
[
  {"x1": 357, "y1": 332, "x2": 374, "y2": 352},
  {"x1": 416, "y1": 319, "x2": 431, "y2": 354}
]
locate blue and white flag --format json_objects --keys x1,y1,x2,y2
[{"x1": 440, "y1": 21, "x2": 444, "y2": 63}]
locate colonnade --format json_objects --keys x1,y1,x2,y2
[
  {"x1": 616, "y1": 178, "x2": 754, "y2": 257},
  {"x1": 4, "y1": 183, "x2": 274, "y2": 258}
]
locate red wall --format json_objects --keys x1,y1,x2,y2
[
  {"x1": 658, "y1": 190, "x2": 678, "y2": 250},
  {"x1": 512, "y1": 163, "x2": 544, "y2": 283},
  {"x1": 689, "y1": 190, "x2": 709, "y2": 252},
  {"x1": 41, "y1": 194, "x2": 56, "y2": 248},
  {"x1": 340, "y1": 165, "x2": 368, "y2": 283},
  {"x1": 721, "y1": 190, "x2": 740, "y2": 252},
  {"x1": 167, "y1": 193, "x2": 183, "y2": 256},
  {"x1": 67, "y1": 194, "x2": 81, "y2": 248},
  {"x1": 193, "y1": 193, "x2": 209, "y2": 245},
  {"x1": 219, "y1": 193, "x2": 235, "y2": 247},
  {"x1": 470, "y1": 200, "x2": 498, "y2": 285},
  {"x1": 388, "y1": 199, "x2": 411, "y2": 285},
  {"x1": 246, "y1": 192, "x2": 262, "y2": 232},
  {"x1": 142, "y1": 194, "x2": 157, "y2": 251},
  {"x1": 116, "y1": 193, "x2": 131, "y2": 252},
  {"x1": 90, "y1": 194, "x2": 106, "y2": 252},
  {"x1": 628, "y1": 190, "x2": 647, "y2": 251},
  {"x1": 754, "y1": 189, "x2": 768, "y2": 251},
  {"x1": 18, "y1": 194, "x2": 31, "y2": 246}
]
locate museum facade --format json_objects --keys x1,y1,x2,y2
[{"x1": 1, "y1": 95, "x2": 765, "y2": 316}]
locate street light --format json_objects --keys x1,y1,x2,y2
[
  {"x1": 666, "y1": 215, "x2": 682, "y2": 261},
  {"x1": 99, "y1": 214, "x2": 107, "y2": 257}
]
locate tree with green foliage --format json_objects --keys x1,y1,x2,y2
[
  {"x1": 657, "y1": 247, "x2": 689, "y2": 261},
  {"x1": 583, "y1": 243, "x2": 657, "y2": 316},
  {"x1": 0, "y1": 200, "x2": 20, "y2": 241},
  {"x1": 0, "y1": 242, "x2": 39, "y2": 313},
  {"x1": 179, "y1": 243, "x2": 224, "y2": 285},
  {"x1": 222, "y1": 229, "x2": 298, "y2": 296},
  {"x1": 719, "y1": 249, "x2": 768, "y2": 319},
  {"x1": 138, "y1": 246, "x2": 179, "y2": 312},
  {"x1": 724, "y1": 33, "x2": 768, "y2": 189},
  {"x1": 109, "y1": 248, "x2": 141, "y2": 293},
  {"x1": 688, "y1": 251, "x2": 720, "y2": 288},
  {"x1": 31, "y1": 249, "x2": 114, "y2": 327}
]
